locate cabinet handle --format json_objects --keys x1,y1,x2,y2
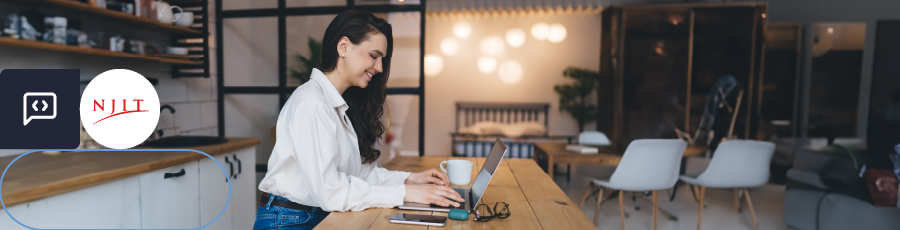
[
  {"x1": 224, "y1": 157, "x2": 234, "y2": 182},
  {"x1": 232, "y1": 154, "x2": 242, "y2": 179},
  {"x1": 164, "y1": 169, "x2": 186, "y2": 179}
]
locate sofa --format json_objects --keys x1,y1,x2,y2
[{"x1": 784, "y1": 147, "x2": 900, "y2": 230}]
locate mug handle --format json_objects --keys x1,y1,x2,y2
[
  {"x1": 440, "y1": 161, "x2": 448, "y2": 173},
  {"x1": 170, "y1": 6, "x2": 184, "y2": 23}
]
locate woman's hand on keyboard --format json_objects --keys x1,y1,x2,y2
[
  {"x1": 404, "y1": 184, "x2": 466, "y2": 207},
  {"x1": 405, "y1": 169, "x2": 450, "y2": 186}
]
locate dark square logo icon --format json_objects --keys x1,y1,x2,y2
[{"x1": 0, "y1": 69, "x2": 80, "y2": 149}]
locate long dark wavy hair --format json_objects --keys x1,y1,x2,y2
[{"x1": 319, "y1": 10, "x2": 392, "y2": 164}]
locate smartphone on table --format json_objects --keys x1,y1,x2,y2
[{"x1": 389, "y1": 213, "x2": 447, "y2": 226}]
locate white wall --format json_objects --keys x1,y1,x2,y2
[{"x1": 423, "y1": 14, "x2": 601, "y2": 155}]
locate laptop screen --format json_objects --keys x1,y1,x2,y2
[{"x1": 469, "y1": 138, "x2": 507, "y2": 210}]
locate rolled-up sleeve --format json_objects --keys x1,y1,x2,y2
[
  {"x1": 288, "y1": 100, "x2": 406, "y2": 212},
  {"x1": 360, "y1": 163, "x2": 412, "y2": 185}
]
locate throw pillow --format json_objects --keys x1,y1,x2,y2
[
  {"x1": 821, "y1": 158, "x2": 872, "y2": 202},
  {"x1": 862, "y1": 168, "x2": 899, "y2": 207}
]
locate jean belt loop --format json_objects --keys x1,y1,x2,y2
[{"x1": 265, "y1": 194, "x2": 276, "y2": 210}]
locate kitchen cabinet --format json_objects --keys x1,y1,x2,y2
[
  {"x1": 199, "y1": 147, "x2": 257, "y2": 230},
  {"x1": 230, "y1": 147, "x2": 257, "y2": 229},
  {"x1": 199, "y1": 154, "x2": 233, "y2": 230},
  {"x1": 0, "y1": 147, "x2": 257, "y2": 229},
  {"x1": 140, "y1": 161, "x2": 201, "y2": 229},
  {"x1": 0, "y1": 176, "x2": 141, "y2": 229},
  {"x1": 0, "y1": 201, "x2": 28, "y2": 230}
]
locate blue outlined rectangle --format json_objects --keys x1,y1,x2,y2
[{"x1": 0, "y1": 149, "x2": 231, "y2": 230}]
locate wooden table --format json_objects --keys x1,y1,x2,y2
[
  {"x1": 532, "y1": 143, "x2": 620, "y2": 178},
  {"x1": 533, "y1": 143, "x2": 707, "y2": 177},
  {"x1": 314, "y1": 156, "x2": 595, "y2": 230}
]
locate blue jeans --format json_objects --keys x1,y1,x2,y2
[{"x1": 253, "y1": 194, "x2": 330, "y2": 230}]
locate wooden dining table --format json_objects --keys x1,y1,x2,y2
[
  {"x1": 314, "y1": 156, "x2": 595, "y2": 230},
  {"x1": 533, "y1": 142, "x2": 707, "y2": 177}
]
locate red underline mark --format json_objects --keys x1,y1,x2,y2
[{"x1": 93, "y1": 110, "x2": 149, "y2": 125}]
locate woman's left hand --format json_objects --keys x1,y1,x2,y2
[{"x1": 405, "y1": 169, "x2": 450, "y2": 186}]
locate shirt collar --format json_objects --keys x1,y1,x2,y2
[{"x1": 310, "y1": 68, "x2": 348, "y2": 112}]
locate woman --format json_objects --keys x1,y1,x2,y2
[{"x1": 254, "y1": 10, "x2": 464, "y2": 230}]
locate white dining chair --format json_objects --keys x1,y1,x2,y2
[
  {"x1": 679, "y1": 140, "x2": 775, "y2": 230},
  {"x1": 570, "y1": 131, "x2": 614, "y2": 181},
  {"x1": 579, "y1": 131, "x2": 612, "y2": 146},
  {"x1": 577, "y1": 139, "x2": 687, "y2": 230}
]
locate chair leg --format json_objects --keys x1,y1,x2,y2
[
  {"x1": 579, "y1": 183, "x2": 593, "y2": 208},
  {"x1": 744, "y1": 188, "x2": 759, "y2": 230},
  {"x1": 594, "y1": 187, "x2": 605, "y2": 225},
  {"x1": 619, "y1": 190, "x2": 625, "y2": 230},
  {"x1": 652, "y1": 190, "x2": 658, "y2": 230},
  {"x1": 697, "y1": 186, "x2": 706, "y2": 230},
  {"x1": 690, "y1": 185, "x2": 700, "y2": 202},
  {"x1": 669, "y1": 181, "x2": 680, "y2": 202},
  {"x1": 733, "y1": 188, "x2": 739, "y2": 212}
]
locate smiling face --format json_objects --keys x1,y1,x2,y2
[{"x1": 336, "y1": 32, "x2": 387, "y2": 89}]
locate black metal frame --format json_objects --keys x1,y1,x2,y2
[
  {"x1": 215, "y1": 0, "x2": 427, "y2": 156},
  {"x1": 171, "y1": 0, "x2": 210, "y2": 79}
]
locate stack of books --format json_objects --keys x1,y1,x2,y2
[{"x1": 566, "y1": 145, "x2": 599, "y2": 154}]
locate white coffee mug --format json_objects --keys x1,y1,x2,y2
[
  {"x1": 174, "y1": 12, "x2": 193, "y2": 28},
  {"x1": 440, "y1": 160, "x2": 473, "y2": 185}
]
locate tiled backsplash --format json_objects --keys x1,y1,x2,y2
[{"x1": 156, "y1": 76, "x2": 218, "y2": 137}]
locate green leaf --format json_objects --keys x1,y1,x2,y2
[
  {"x1": 554, "y1": 67, "x2": 604, "y2": 132},
  {"x1": 290, "y1": 36, "x2": 323, "y2": 85}
]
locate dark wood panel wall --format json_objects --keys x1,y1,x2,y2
[{"x1": 598, "y1": 3, "x2": 768, "y2": 148}]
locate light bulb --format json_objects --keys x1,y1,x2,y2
[
  {"x1": 453, "y1": 21, "x2": 472, "y2": 38},
  {"x1": 505, "y1": 28, "x2": 526, "y2": 48},
  {"x1": 424, "y1": 55, "x2": 444, "y2": 77},
  {"x1": 440, "y1": 37, "x2": 459, "y2": 56},
  {"x1": 498, "y1": 60, "x2": 523, "y2": 84},
  {"x1": 547, "y1": 23, "x2": 567, "y2": 43},
  {"x1": 477, "y1": 57, "x2": 497, "y2": 74},
  {"x1": 531, "y1": 23, "x2": 549, "y2": 41}
]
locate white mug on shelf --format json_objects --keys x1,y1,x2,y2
[
  {"x1": 154, "y1": 0, "x2": 183, "y2": 25},
  {"x1": 440, "y1": 160, "x2": 473, "y2": 186},
  {"x1": 174, "y1": 12, "x2": 193, "y2": 28}
]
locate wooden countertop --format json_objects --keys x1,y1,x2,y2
[
  {"x1": 0, "y1": 137, "x2": 260, "y2": 207},
  {"x1": 315, "y1": 156, "x2": 595, "y2": 230}
]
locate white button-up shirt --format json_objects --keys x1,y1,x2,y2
[{"x1": 258, "y1": 68, "x2": 410, "y2": 212}]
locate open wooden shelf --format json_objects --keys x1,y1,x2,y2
[
  {"x1": 0, "y1": 37, "x2": 203, "y2": 65},
  {"x1": 7, "y1": 0, "x2": 202, "y2": 35}
]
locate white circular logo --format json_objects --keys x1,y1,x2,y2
[{"x1": 80, "y1": 69, "x2": 160, "y2": 149}]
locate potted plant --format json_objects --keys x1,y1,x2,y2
[
  {"x1": 553, "y1": 67, "x2": 602, "y2": 133},
  {"x1": 290, "y1": 36, "x2": 322, "y2": 85}
]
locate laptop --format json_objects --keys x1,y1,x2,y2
[{"x1": 397, "y1": 138, "x2": 507, "y2": 213}]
